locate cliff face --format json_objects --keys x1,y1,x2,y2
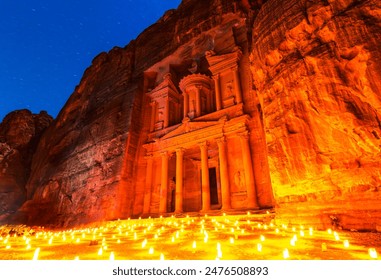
[
  {"x1": 250, "y1": 0, "x2": 381, "y2": 229},
  {"x1": 0, "y1": 110, "x2": 52, "y2": 220},
  {"x1": 14, "y1": 0, "x2": 266, "y2": 228},
  {"x1": 2, "y1": 0, "x2": 380, "y2": 230}
]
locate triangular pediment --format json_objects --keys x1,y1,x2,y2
[{"x1": 161, "y1": 119, "x2": 220, "y2": 140}]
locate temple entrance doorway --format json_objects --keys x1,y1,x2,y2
[{"x1": 209, "y1": 167, "x2": 219, "y2": 207}]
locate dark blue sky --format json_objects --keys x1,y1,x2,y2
[{"x1": 0, "y1": 0, "x2": 181, "y2": 122}]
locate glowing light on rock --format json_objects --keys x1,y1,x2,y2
[
  {"x1": 33, "y1": 248, "x2": 40, "y2": 260},
  {"x1": 98, "y1": 247, "x2": 103, "y2": 256},
  {"x1": 260, "y1": 235, "x2": 265, "y2": 242},
  {"x1": 309, "y1": 228, "x2": 313, "y2": 236},
  {"x1": 192, "y1": 241, "x2": 197, "y2": 249},
  {"x1": 327, "y1": 229, "x2": 332, "y2": 234},
  {"x1": 160, "y1": 253, "x2": 165, "y2": 260},
  {"x1": 74, "y1": 256, "x2": 79, "y2": 260},
  {"x1": 109, "y1": 252, "x2": 115, "y2": 260},
  {"x1": 229, "y1": 237, "x2": 234, "y2": 244},
  {"x1": 343, "y1": 240, "x2": 350, "y2": 248},
  {"x1": 368, "y1": 248, "x2": 378, "y2": 259},
  {"x1": 149, "y1": 247, "x2": 154, "y2": 254}
]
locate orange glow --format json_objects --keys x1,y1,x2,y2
[{"x1": 0, "y1": 215, "x2": 378, "y2": 260}]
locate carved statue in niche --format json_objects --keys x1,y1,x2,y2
[
  {"x1": 234, "y1": 170, "x2": 245, "y2": 191},
  {"x1": 226, "y1": 80, "x2": 234, "y2": 97}
]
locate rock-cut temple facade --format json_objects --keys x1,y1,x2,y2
[{"x1": 140, "y1": 48, "x2": 271, "y2": 215}]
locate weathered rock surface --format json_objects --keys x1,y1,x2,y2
[
  {"x1": 250, "y1": 0, "x2": 381, "y2": 230},
  {"x1": 0, "y1": 110, "x2": 52, "y2": 220},
  {"x1": 1, "y1": 0, "x2": 380, "y2": 230}
]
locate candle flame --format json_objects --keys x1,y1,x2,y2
[
  {"x1": 257, "y1": 243, "x2": 262, "y2": 252},
  {"x1": 283, "y1": 248, "x2": 289, "y2": 259},
  {"x1": 368, "y1": 248, "x2": 378, "y2": 259},
  {"x1": 33, "y1": 248, "x2": 40, "y2": 260}
]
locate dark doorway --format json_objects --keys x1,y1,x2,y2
[{"x1": 209, "y1": 167, "x2": 219, "y2": 205}]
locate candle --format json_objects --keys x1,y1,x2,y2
[
  {"x1": 33, "y1": 248, "x2": 40, "y2": 260},
  {"x1": 368, "y1": 248, "x2": 378, "y2": 259},
  {"x1": 321, "y1": 243, "x2": 327, "y2": 252},
  {"x1": 217, "y1": 243, "x2": 222, "y2": 258},
  {"x1": 257, "y1": 243, "x2": 262, "y2": 252},
  {"x1": 283, "y1": 249, "x2": 289, "y2": 259}
]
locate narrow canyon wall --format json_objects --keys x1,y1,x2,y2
[{"x1": 250, "y1": 0, "x2": 381, "y2": 230}]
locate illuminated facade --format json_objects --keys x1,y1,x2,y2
[{"x1": 139, "y1": 48, "x2": 271, "y2": 215}]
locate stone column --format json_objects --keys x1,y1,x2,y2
[
  {"x1": 195, "y1": 86, "x2": 201, "y2": 117},
  {"x1": 217, "y1": 137, "x2": 231, "y2": 210},
  {"x1": 175, "y1": 148, "x2": 184, "y2": 213},
  {"x1": 150, "y1": 101, "x2": 156, "y2": 132},
  {"x1": 183, "y1": 92, "x2": 189, "y2": 119},
  {"x1": 233, "y1": 67, "x2": 243, "y2": 104},
  {"x1": 213, "y1": 74, "x2": 222, "y2": 111},
  {"x1": 239, "y1": 132, "x2": 258, "y2": 209},
  {"x1": 143, "y1": 154, "x2": 153, "y2": 214},
  {"x1": 159, "y1": 151, "x2": 169, "y2": 213},
  {"x1": 199, "y1": 141, "x2": 211, "y2": 211}
]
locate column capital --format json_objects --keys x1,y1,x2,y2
[
  {"x1": 176, "y1": 148, "x2": 185, "y2": 156},
  {"x1": 238, "y1": 131, "x2": 250, "y2": 140},
  {"x1": 231, "y1": 66, "x2": 239, "y2": 72},
  {"x1": 161, "y1": 151, "x2": 169, "y2": 158},
  {"x1": 216, "y1": 136, "x2": 226, "y2": 146},
  {"x1": 144, "y1": 153, "x2": 154, "y2": 160},
  {"x1": 212, "y1": 73, "x2": 220, "y2": 80},
  {"x1": 198, "y1": 141, "x2": 209, "y2": 149}
]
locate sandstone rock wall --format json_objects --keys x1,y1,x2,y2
[
  {"x1": 250, "y1": 0, "x2": 381, "y2": 230},
  {"x1": 0, "y1": 110, "x2": 52, "y2": 220}
]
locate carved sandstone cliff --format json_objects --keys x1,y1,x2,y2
[{"x1": 3, "y1": 0, "x2": 381, "y2": 230}]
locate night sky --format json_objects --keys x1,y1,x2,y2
[{"x1": 0, "y1": 0, "x2": 181, "y2": 122}]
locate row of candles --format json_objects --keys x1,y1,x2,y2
[{"x1": 0, "y1": 213, "x2": 379, "y2": 260}]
